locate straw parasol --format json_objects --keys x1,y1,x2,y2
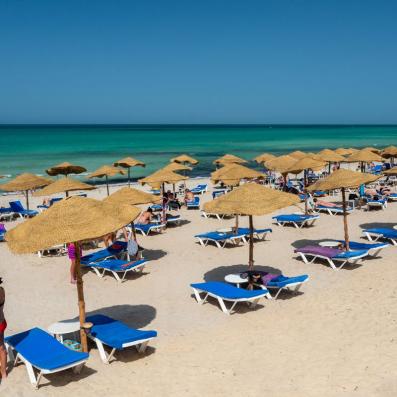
[
  {"x1": 346, "y1": 149, "x2": 383, "y2": 172},
  {"x1": 317, "y1": 149, "x2": 346, "y2": 174},
  {"x1": 335, "y1": 148, "x2": 352, "y2": 156},
  {"x1": 288, "y1": 150, "x2": 306, "y2": 160},
  {"x1": 363, "y1": 147, "x2": 380, "y2": 154},
  {"x1": 46, "y1": 162, "x2": 87, "y2": 177},
  {"x1": 308, "y1": 169, "x2": 380, "y2": 250},
  {"x1": 204, "y1": 184, "x2": 300, "y2": 269},
  {"x1": 254, "y1": 153, "x2": 276, "y2": 164},
  {"x1": 139, "y1": 169, "x2": 188, "y2": 221},
  {"x1": 104, "y1": 187, "x2": 161, "y2": 206},
  {"x1": 171, "y1": 154, "x2": 199, "y2": 165},
  {"x1": 213, "y1": 154, "x2": 247, "y2": 167},
  {"x1": 382, "y1": 146, "x2": 397, "y2": 165},
  {"x1": 88, "y1": 165, "x2": 125, "y2": 196},
  {"x1": 33, "y1": 177, "x2": 95, "y2": 198},
  {"x1": 0, "y1": 173, "x2": 51, "y2": 210},
  {"x1": 383, "y1": 167, "x2": 397, "y2": 176},
  {"x1": 113, "y1": 157, "x2": 145, "y2": 187},
  {"x1": 285, "y1": 157, "x2": 327, "y2": 214},
  {"x1": 5, "y1": 196, "x2": 140, "y2": 352},
  {"x1": 264, "y1": 155, "x2": 297, "y2": 174},
  {"x1": 162, "y1": 163, "x2": 192, "y2": 173},
  {"x1": 211, "y1": 164, "x2": 264, "y2": 187}
]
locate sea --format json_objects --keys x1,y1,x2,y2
[{"x1": 0, "y1": 124, "x2": 396, "y2": 182}]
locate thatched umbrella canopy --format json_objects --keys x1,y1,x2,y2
[
  {"x1": 285, "y1": 157, "x2": 326, "y2": 214},
  {"x1": 0, "y1": 173, "x2": 52, "y2": 210},
  {"x1": 139, "y1": 169, "x2": 188, "y2": 221},
  {"x1": 46, "y1": 162, "x2": 87, "y2": 177},
  {"x1": 317, "y1": 149, "x2": 346, "y2": 174},
  {"x1": 162, "y1": 163, "x2": 192, "y2": 173},
  {"x1": 335, "y1": 148, "x2": 352, "y2": 156},
  {"x1": 5, "y1": 196, "x2": 140, "y2": 352},
  {"x1": 288, "y1": 150, "x2": 306, "y2": 160},
  {"x1": 204, "y1": 184, "x2": 300, "y2": 269},
  {"x1": 383, "y1": 167, "x2": 397, "y2": 176},
  {"x1": 254, "y1": 153, "x2": 276, "y2": 164},
  {"x1": 113, "y1": 157, "x2": 145, "y2": 187},
  {"x1": 171, "y1": 154, "x2": 199, "y2": 165},
  {"x1": 104, "y1": 187, "x2": 161, "y2": 206},
  {"x1": 33, "y1": 177, "x2": 95, "y2": 198},
  {"x1": 213, "y1": 154, "x2": 247, "y2": 167},
  {"x1": 211, "y1": 164, "x2": 264, "y2": 187},
  {"x1": 308, "y1": 169, "x2": 380, "y2": 250},
  {"x1": 363, "y1": 147, "x2": 381, "y2": 154},
  {"x1": 382, "y1": 146, "x2": 397, "y2": 165},
  {"x1": 264, "y1": 155, "x2": 297, "y2": 173},
  {"x1": 346, "y1": 149, "x2": 383, "y2": 172},
  {"x1": 88, "y1": 165, "x2": 125, "y2": 196}
]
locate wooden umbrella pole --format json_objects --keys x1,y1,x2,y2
[
  {"x1": 74, "y1": 241, "x2": 88, "y2": 352},
  {"x1": 106, "y1": 175, "x2": 110, "y2": 196},
  {"x1": 304, "y1": 170, "x2": 308, "y2": 215},
  {"x1": 248, "y1": 215, "x2": 254, "y2": 270},
  {"x1": 161, "y1": 183, "x2": 166, "y2": 224},
  {"x1": 128, "y1": 168, "x2": 131, "y2": 187},
  {"x1": 234, "y1": 214, "x2": 239, "y2": 234},
  {"x1": 65, "y1": 190, "x2": 69, "y2": 198},
  {"x1": 25, "y1": 190, "x2": 30, "y2": 210},
  {"x1": 341, "y1": 187, "x2": 350, "y2": 251}
]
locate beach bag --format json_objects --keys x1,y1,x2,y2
[{"x1": 127, "y1": 239, "x2": 138, "y2": 257}]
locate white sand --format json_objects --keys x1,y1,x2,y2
[{"x1": 1, "y1": 179, "x2": 397, "y2": 396}]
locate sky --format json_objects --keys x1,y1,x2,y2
[{"x1": 1, "y1": 0, "x2": 397, "y2": 124}]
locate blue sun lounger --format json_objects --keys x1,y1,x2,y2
[
  {"x1": 9, "y1": 200, "x2": 38, "y2": 218},
  {"x1": 186, "y1": 196, "x2": 200, "y2": 209},
  {"x1": 295, "y1": 245, "x2": 369, "y2": 270},
  {"x1": 80, "y1": 241, "x2": 128, "y2": 265},
  {"x1": 0, "y1": 223, "x2": 5, "y2": 242},
  {"x1": 366, "y1": 198, "x2": 387, "y2": 210},
  {"x1": 272, "y1": 214, "x2": 319, "y2": 228},
  {"x1": 333, "y1": 240, "x2": 390, "y2": 257},
  {"x1": 84, "y1": 259, "x2": 147, "y2": 282},
  {"x1": 5, "y1": 327, "x2": 89, "y2": 388},
  {"x1": 190, "y1": 184, "x2": 207, "y2": 195},
  {"x1": 190, "y1": 281, "x2": 271, "y2": 315},
  {"x1": 315, "y1": 205, "x2": 353, "y2": 216},
  {"x1": 363, "y1": 228, "x2": 397, "y2": 245},
  {"x1": 388, "y1": 193, "x2": 397, "y2": 201},
  {"x1": 195, "y1": 230, "x2": 247, "y2": 248},
  {"x1": 86, "y1": 314, "x2": 157, "y2": 364},
  {"x1": 264, "y1": 274, "x2": 309, "y2": 299},
  {"x1": 235, "y1": 227, "x2": 272, "y2": 240},
  {"x1": 135, "y1": 223, "x2": 166, "y2": 236}
]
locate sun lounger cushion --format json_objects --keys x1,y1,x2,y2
[
  {"x1": 364, "y1": 228, "x2": 397, "y2": 238},
  {"x1": 5, "y1": 328, "x2": 88, "y2": 371},
  {"x1": 81, "y1": 241, "x2": 127, "y2": 264},
  {"x1": 335, "y1": 240, "x2": 388, "y2": 250},
  {"x1": 86, "y1": 258, "x2": 146, "y2": 272},
  {"x1": 236, "y1": 227, "x2": 272, "y2": 235},
  {"x1": 195, "y1": 231, "x2": 245, "y2": 241},
  {"x1": 190, "y1": 281, "x2": 268, "y2": 300},
  {"x1": 273, "y1": 214, "x2": 316, "y2": 222},
  {"x1": 265, "y1": 274, "x2": 309, "y2": 288},
  {"x1": 86, "y1": 314, "x2": 157, "y2": 350},
  {"x1": 135, "y1": 223, "x2": 162, "y2": 233},
  {"x1": 295, "y1": 245, "x2": 367, "y2": 259}
]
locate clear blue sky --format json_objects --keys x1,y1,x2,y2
[{"x1": 1, "y1": 0, "x2": 396, "y2": 124}]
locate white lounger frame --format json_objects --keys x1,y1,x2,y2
[
  {"x1": 366, "y1": 201, "x2": 387, "y2": 210},
  {"x1": 88, "y1": 261, "x2": 146, "y2": 282},
  {"x1": 255, "y1": 279, "x2": 309, "y2": 299},
  {"x1": 195, "y1": 234, "x2": 247, "y2": 248},
  {"x1": 314, "y1": 207, "x2": 353, "y2": 216},
  {"x1": 274, "y1": 216, "x2": 319, "y2": 229},
  {"x1": 88, "y1": 333, "x2": 154, "y2": 364},
  {"x1": 363, "y1": 231, "x2": 397, "y2": 246},
  {"x1": 297, "y1": 251, "x2": 368, "y2": 271},
  {"x1": 191, "y1": 287, "x2": 270, "y2": 315},
  {"x1": 135, "y1": 223, "x2": 166, "y2": 236},
  {"x1": 5, "y1": 343, "x2": 87, "y2": 389},
  {"x1": 201, "y1": 211, "x2": 225, "y2": 220},
  {"x1": 37, "y1": 244, "x2": 67, "y2": 258}
]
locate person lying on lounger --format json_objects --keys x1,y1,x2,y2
[
  {"x1": 184, "y1": 189, "x2": 194, "y2": 204},
  {"x1": 137, "y1": 207, "x2": 153, "y2": 225},
  {"x1": 313, "y1": 198, "x2": 339, "y2": 207}
]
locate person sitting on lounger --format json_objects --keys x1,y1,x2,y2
[
  {"x1": 0, "y1": 278, "x2": 7, "y2": 379},
  {"x1": 378, "y1": 183, "x2": 392, "y2": 196},
  {"x1": 184, "y1": 189, "x2": 194, "y2": 204},
  {"x1": 167, "y1": 190, "x2": 181, "y2": 209},
  {"x1": 313, "y1": 198, "x2": 339, "y2": 207},
  {"x1": 137, "y1": 207, "x2": 153, "y2": 225}
]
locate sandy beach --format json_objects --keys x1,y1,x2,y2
[{"x1": 0, "y1": 177, "x2": 396, "y2": 397}]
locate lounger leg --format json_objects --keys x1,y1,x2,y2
[
  {"x1": 137, "y1": 341, "x2": 149, "y2": 353},
  {"x1": 293, "y1": 222, "x2": 299, "y2": 229},
  {"x1": 192, "y1": 288, "x2": 205, "y2": 304},
  {"x1": 5, "y1": 344, "x2": 14, "y2": 362},
  {"x1": 391, "y1": 239, "x2": 397, "y2": 246},
  {"x1": 25, "y1": 361, "x2": 40, "y2": 388},
  {"x1": 299, "y1": 253, "x2": 309, "y2": 264},
  {"x1": 95, "y1": 338, "x2": 113, "y2": 364},
  {"x1": 327, "y1": 258, "x2": 338, "y2": 271},
  {"x1": 112, "y1": 271, "x2": 122, "y2": 282},
  {"x1": 217, "y1": 298, "x2": 231, "y2": 314},
  {"x1": 73, "y1": 363, "x2": 85, "y2": 374}
]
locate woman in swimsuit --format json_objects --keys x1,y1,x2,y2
[{"x1": 0, "y1": 278, "x2": 7, "y2": 379}]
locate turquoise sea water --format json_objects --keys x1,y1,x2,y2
[{"x1": 0, "y1": 125, "x2": 396, "y2": 180}]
